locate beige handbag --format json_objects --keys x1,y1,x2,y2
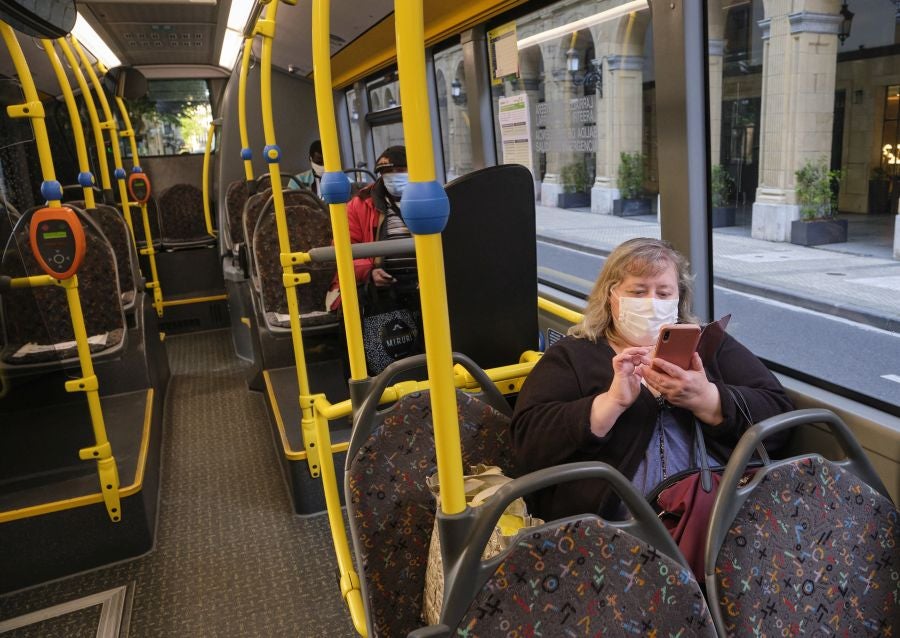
[{"x1": 421, "y1": 464, "x2": 543, "y2": 625}]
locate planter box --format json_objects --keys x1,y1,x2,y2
[
  {"x1": 557, "y1": 191, "x2": 591, "y2": 209},
  {"x1": 613, "y1": 197, "x2": 652, "y2": 216},
  {"x1": 711, "y1": 206, "x2": 736, "y2": 228},
  {"x1": 790, "y1": 219, "x2": 848, "y2": 246}
]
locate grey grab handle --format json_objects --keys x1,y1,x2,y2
[
  {"x1": 307, "y1": 238, "x2": 415, "y2": 264},
  {"x1": 704, "y1": 408, "x2": 890, "y2": 586},
  {"x1": 436, "y1": 462, "x2": 689, "y2": 633},
  {"x1": 347, "y1": 352, "x2": 511, "y2": 466}
]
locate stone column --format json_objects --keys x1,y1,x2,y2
[
  {"x1": 751, "y1": 4, "x2": 842, "y2": 241},
  {"x1": 538, "y1": 40, "x2": 579, "y2": 207},
  {"x1": 591, "y1": 54, "x2": 644, "y2": 213},
  {"x1": 707, "y1": 0, "x2": 726, "y2": 166}
]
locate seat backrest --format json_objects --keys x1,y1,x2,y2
[
  {"x1": 1, "y1": 205, "x2": 125, "y2": 364},
  {"x1": 224, "y1": 179, "x2": 249, "y2": 249},
  {"x1": 416, "y1": 462, "x2": 715, "y2": 638},
  {"x1": 706, "y1": 409, "x2": 899, "y2": 638},
  {"x1": 251, "y1": 189, "x2": 333, "y2": 318},
  {"x1": 66, "y1": 201, "x2": 139, "y2": 308},
  {"x1": 241, "y1": 187, "x2": 273, "y2": 260},
  {"x1": 443, "y1": 165, "x2": 538, "y2": 369},
  {"x1": 346, "y1": 355, "x2": 515, "y2": 638},
  {"x1": 157, "y1": 183, "x2": 208, "y2": 243}
]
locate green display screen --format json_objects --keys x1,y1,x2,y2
[{"x1": 43, "y1": 231, "x2": 67, "y2": 239}]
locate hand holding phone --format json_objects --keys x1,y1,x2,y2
[{"x1": 651, "y1": 324, "x2": 701, "y2": 370}]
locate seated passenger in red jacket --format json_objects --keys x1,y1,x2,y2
[
  {"x1": 510, "y1": 237, "x2": 793, "y2": 520},
  {"x1": 324, "y1": 145, "x2": 413, "y2": 310}
]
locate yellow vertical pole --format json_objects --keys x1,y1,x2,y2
[
  {"x1": 69, "y1": 36, "x2": 136, "y2": 243},
  {"x1": 41, "y1": 39, "x2": 96, "y2": 210},
  {"x1": 238, "y1": 37, "x2": 256, "y2": 186},
  {"x1": 114, "y1": 95, "x2": 141, "y2": 168},
  {"x1": 311, "y1": 0, "x2": 366, "y2": 381},
  {"x1": 393, "y1": 1, "x2": 464, "y2": 514},
  {"x1": 57, "y1": 38, "x2": 113, "y2": 201},
  {"x1": 202, "y1": 121, "x2": 217, "y2": 236}
]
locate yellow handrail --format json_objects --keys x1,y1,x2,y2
[
  {"x1": 0, "y1": 22, "x2": 120, "y2": 522},
  {"x1": 56, "y1": 38, "x2": 113, "y2": 199},
  {"x1": 202, "y1": 120, "x2": 218, "y2": 237},
  {"x1": 41, "y1": 39, "x2": 95, "y2": 210},
  {"x1": 114, "y1": 95, "x2": 141, "y2": 168},
  {"x1": 312, "y1": 0, "x2": 366, "y2": 381},
  {"x1": 238, "y1": 37, "x2": 256, "y2": 184},
  {"x1": 68, "y1": 36, "x2": 136, "y2": 244},
  {"x1": 394, "y1": 1, "x2": 464, "y2": 515},
  {"x1": 537, "y1": 296, "x2": 584, "y2": 325}
]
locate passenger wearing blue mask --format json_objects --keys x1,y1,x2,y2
[{"x1": 325, "y1": 145, "x2": 414, "y2": 310}]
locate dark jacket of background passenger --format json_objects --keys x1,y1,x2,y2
[{"x1": 510, "y1": 332, "x2": 794, "y2": 520}]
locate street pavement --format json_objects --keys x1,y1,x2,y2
[{"x1": 534, "y1": 206, "x2": 900, "y2": 333}]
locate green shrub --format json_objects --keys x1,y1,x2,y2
[
  {"x1": 711, "y1": 165, "x2": 734, "y2": 207},
  {"x1": 617, "y1": 152, "x2": 645, "y2": 199},
  {"x1": 795, "y1": 157, "x2": 841, "y2": 221},
  {"x1": 561, "y1": 161, "x2": 590, "y2": 194}
]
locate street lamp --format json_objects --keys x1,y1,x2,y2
[
  {"x1": 566, "y1": 47, "x2": 579, "y2": 73},
  {"x1": 838, "y1": 2, "x2": 854, "y2": 45}
]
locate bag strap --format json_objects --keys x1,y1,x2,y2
[{"x1": 726, "y1": 386, "x2": 771, "y2": 465}]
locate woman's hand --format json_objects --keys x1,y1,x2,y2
[
  {"x1": 371, "y1": 268, "x2": 396, "y2": 287},
  {"x1": 643, "y1": 353, "x2": 723, "y2": 424},
  {"x1": 590, "y1": 347, "x2": 651, "y2": 437}
]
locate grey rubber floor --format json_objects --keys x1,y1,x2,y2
[{"x1": 0, "y1": 329, "x2": 356, "y2": 637}]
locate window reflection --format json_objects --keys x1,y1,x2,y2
[{"x1": 434, "y1": 44, "x2": 473, "y2": 182}]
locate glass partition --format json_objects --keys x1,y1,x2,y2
[{"x1": 433, "y1": 44, "x2": 474, "y2": 182}]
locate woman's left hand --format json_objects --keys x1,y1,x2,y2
[{"x1": 642, "y1": 353, "x2": 723, "y2": 425}]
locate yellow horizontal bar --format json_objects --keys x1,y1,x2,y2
[
  {"x1": 0, "y1": 389, "x2": 154, "y2": 524},
  {"x1": 160, "y1": 294, "x2": 227, "y2": 308},
  {"x1": 281, "y1": 251, "x2": 312, "y2": 267},
  {"x1": 537, "y1": 296, "x2": 584, "y2": 325},
  {"x1": 240, "y1": 317, "x2": 251, "y2": 327},
  {"x1": 9, "y1": 275, "x2": 56, "y2": 289}
]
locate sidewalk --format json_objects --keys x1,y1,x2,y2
[{"x1": 535, "y1": 206, "x2": 900, "y2": 333}]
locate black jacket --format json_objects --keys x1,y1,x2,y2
[{"x1": 510, "y1": 332, "x2": 794, "y2": 519}]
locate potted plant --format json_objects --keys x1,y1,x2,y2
[
  {"x1": 868, "y1": 166, "x2": 891, "y2": 214},
  {"x1": 557, "y1": 161, "x2": 591, "y2": 208},
  {"x1": 710, "y1": 164, "x2": 736, "y2": 227},
  {"x1": 790, "y1": 157, "x2": 847, "y2": 246},
  {"x1": 613, "y1": 151, "x2": 652, "y2": 216}
]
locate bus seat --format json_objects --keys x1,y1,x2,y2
[
  {"x1": 128, "y1": 197, "x2": 162, "y2": 250},
  {"x1": 224, "y1": 179, "x2": 249, "y2": 252},
  {"x1": 1, "y1": 199, "x2": 20, "y2": 250},
  {"x1": 156, "y1": 183, "x2": 215, "y2": 249},
  {"x1": 0, "y1": 205, "x2": 126, "y2": 366},
  {"x1": 66, "y1": 200, "x2": 141, "y2": 312},
  {"x1": 251, "y1": 189, "x2": 335, "y2": 332},
  {"x1": 410, "y1": 462, "x2": 715, "y2": 638},
  {"x1": 257, "y1": 172, "x2": 302, "y2": 192},
  {"x1": 443, "y1": 165, "x2": 538, "y2": 370},
  {"x1": 705, "y1": 409, "x2": 899, "y2": 638},
  {"x1": 345, "y1": 354, "x2": 514, "y2": 638},
  {"x1": 241, "y1": 187, "x2": 273, "y2": 281},
  {"x1": 344, "y1": 167, "x2": 376, "y2": 197}
]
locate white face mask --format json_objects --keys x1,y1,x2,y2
[
  {"x1": 310, "y1": 161, "x2": 324, "y2": 177},
  {"x1": 613, "y1": 294, "x2": 679, "y2": 346},
  {"x1": 382, "y1": 172, "x2": 408, "y2": 198}
]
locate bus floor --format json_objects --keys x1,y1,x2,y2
[{"x1": 0, "y1": 329, "x2": 356, "y2": 638}]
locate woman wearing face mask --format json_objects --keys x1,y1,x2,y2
[
  {"x1": 324, "y1": 145, "x2": 412, "y2": 310},
  {"x1": 510, "y1": 237, "x2": 793, "y2": 520}
]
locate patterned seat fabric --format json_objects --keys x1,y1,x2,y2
[
  {"x1": 225, "y1": 179, "x2": 249, "y2": 249},
  {"x1": 66, "y1": 201, "x2": 138, "y2": 309},
  {"x1": 242, "y1": 188, "x2": 273, "y2": 271},
  {"x1": 252, "y1": 190, "x2": 335, "y2": 327},
  {"x1": 714, "y1": 456, "x2": 900, "y2": 637},
  {"x1": 455, "y1": 518, "x2": 716, "y2": 637},
  {"x1": 129, "y1": 197, "x2": 162, "y2": 248},
  {"x1": 346, "y1": 390, "x2": 515, "y2": 638},
  {"x1": 157, "y1": 183, "x2": 211, "y2": 245},
  {"x1": 1, "y1": 207, "x2": 125, "y2": 365}
]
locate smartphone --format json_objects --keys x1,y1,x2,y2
[{"x1": 652, "y1": 324, "x2": 701, "y2": 369}]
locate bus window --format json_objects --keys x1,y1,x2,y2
[
  {"x1": 372, "y1": 122, "x2": 404, "y2": 159},
  {"x1": 434, "y1": 43, "x2": 474, "y2": 183},
  {"x1": 345, "y1": 88, "x2": 365, "y2": 168},
  {"x1": 708, "y1": 0, "x2": 900, "y2": 411},
  {"x1": 367, "y1": 70, "x2": 400, "y2": 113},
  {"x1": 126, "y1": 78, "x2": 212, "y2": 157}
]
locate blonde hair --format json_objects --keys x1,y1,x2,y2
[{"x1": 568, "y1": 238, "x2": 697, "y2": 343}]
